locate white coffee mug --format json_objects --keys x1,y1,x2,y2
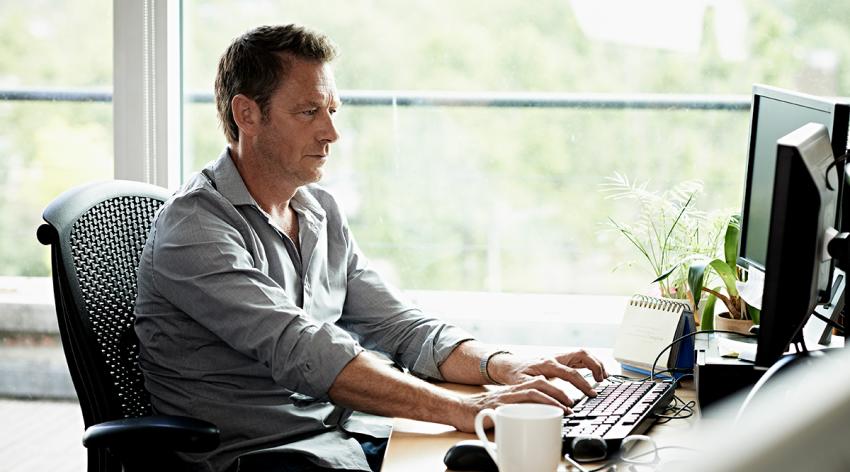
[{"x1": 474, "y1": 403, "x2": 563, "y2": 472}]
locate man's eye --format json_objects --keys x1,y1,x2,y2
[
  {"x1": 302, "y1": 109, "x2": 317, "y2": 116},
  {"x1": 329, "y1": 108, "x2": 338, "y2": 115}
]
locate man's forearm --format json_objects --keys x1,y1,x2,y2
[
  {"x1": 440, "y1": 341, "x2": 504, "y2": 385},
  {"x1": 328, "y1": 351, "x2": 468, "y2": 428},
  {"x1": 329, "y1": 344, "x2": 605, "y2": 433}
]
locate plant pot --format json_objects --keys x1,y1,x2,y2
[{"x1": 714, "y1": 312, "x2": 754, "y2": 335}]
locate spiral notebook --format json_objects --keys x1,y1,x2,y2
[{"x1": 613, "y1": 294, "x2": 695, "y2": 378}]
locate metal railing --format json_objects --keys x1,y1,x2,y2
[
  {"x1": 0, "y1": 87, "x2": 752, "y2": 111},
  {"x1": 0, "y1": 88, "x2": 113, "y2": 103}
]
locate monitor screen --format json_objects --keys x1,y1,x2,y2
[
  {"x1": 755, "y1": 123, "x2": 840, "y2": 368},
  {"x1": 738, "y1": 85, "x2": 849, "y2": 275}
]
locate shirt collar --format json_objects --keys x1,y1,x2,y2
[
  {"x1": 292, "y1": 187, "x2": 326, "y2": 220},
  {"x1": 208, "y1": 148, "x2": 326, "y2": 220},
  {"x1": 208, "y1": 148, "x2": 257, "y2": 206}
]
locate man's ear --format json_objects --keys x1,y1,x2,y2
[{"x1": 231, "y1": 94, "x2": 262, "y2": 139}]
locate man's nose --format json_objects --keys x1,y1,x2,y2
[{"x1": 319, "y1": 112, "x2": 340, "y2": 143}]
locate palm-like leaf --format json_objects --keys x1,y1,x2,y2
[{"x1": 602, "y1": 174, "x2": 717, "y2": 299}]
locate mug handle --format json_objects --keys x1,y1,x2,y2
[{"x1": 473, "y1": 408, "x2": 499, "y2": 464}]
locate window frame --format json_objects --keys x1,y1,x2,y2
[{"x1": 113, "y1": 0, "x2": 183, "y2": 188}]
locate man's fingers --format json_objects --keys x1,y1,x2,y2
[
  {"x1": 564, "y1": 368, "x2": 597, "y2": 397},
  {"x1": 542, "y1": 363, "x2": 597, "y2": 397},
  {"x1": 583, "y1": 358, "x2": 608, "y2": 382},
  {"x1": 520, "y1": 376, "x2": 575, "y2": 407},
  {"x1": 557, "y1": 349, "x2": 609, "y2": 382},
  {"x1": 499, "y1": 388, "x2": 572, "y2": 414}
]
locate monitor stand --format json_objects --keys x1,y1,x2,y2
[{"x1": 806, "y1": 269, "x2": 845, "y2": 345}]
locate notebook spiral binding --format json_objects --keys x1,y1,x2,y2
[{"x1": 629, "y1": 294, "x2": 691, "y2": 313}]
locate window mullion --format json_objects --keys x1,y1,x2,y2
[{"x1": 113, "y1": 0, "x2": 181, "y2": 188}]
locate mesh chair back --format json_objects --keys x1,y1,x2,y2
[{"x1": 38, "y1": 181, "x2": 171, "y2": 427}]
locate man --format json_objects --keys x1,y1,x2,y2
[{"x1": 135, "y1": 24, "x2": 608, "y2": 472}]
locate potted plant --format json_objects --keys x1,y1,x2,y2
[
  {"x1": 684, "y1": 214, "x2": 760, "y2": 333},
  {"x1": 602, "y1": 173, "x2": 727, "y2": 300}
]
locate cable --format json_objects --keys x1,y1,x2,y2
[
  {"x1": 655, "y1": 395, "x2": 694, "y2": 422},
  {"x1": 647, "y1": 368, "x2": 690, "y2": 380},
  {"x1": 650, "y1": 329, "x2": 757, "y2": 381},
  {"x1": 616, "y1": 368, "x2": 691, "y2": 384},
  {"x1": 563, "y1": 454, "x2": 589, "y2": 472},
  {"x1": 654, "y1": 394, "x2": 696, "y2": 423},
  {"x1": 580, "y1": 445, "x2": 699, "y2": 472},
  {"x1": 607, "y1": 374, "x2": 629, "y2": 383},
  {"x1": 673, "y1": 373, "x2": 694, "y2": 389},
  {"x1": 733, "y1": 353, "x2": 799, "y2": 423},
  {"x1": 825, "y1": 152, "x2": 848, "y2": 190}
]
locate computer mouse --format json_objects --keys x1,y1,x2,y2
[
  {"x1": 570, "y1": 436, "x2": 608, "y2": 462},
  {"x1": 443, "y1": 439, "x2": 498, "y2": 471}
]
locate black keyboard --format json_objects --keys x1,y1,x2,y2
[{"x1": 562, "y1": 379, "x2": 675, "y2": 455}]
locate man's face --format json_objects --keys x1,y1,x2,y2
[{"x1": 253, "y1": 58, "x2": 341, "y2": 187}]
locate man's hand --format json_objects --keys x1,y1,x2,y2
[
  {"x1": 431, "y1": 343, "x2": 611, "y2": 432},
  {"x1": 328, "y1": 346, "x2": 610, "y2": 436},
  {"x1": 447, "y1": 349, "x2": 609, "y2": 433},
  {"x1": 490, "y1": 349, "x2": 608, "y2": 397},
  {"x1": 450, "y1": 376, "x2": 575, "y2": 432}
]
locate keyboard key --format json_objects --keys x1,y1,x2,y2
[{"x1": 563, "y1": 380, "x2": 675, "y2": 455}]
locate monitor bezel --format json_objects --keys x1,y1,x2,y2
[
  {"x1": 737, "y1": 84, "x2": 849, "y2": 293},
  {"x1": 755, "y1": 123, "x2": 839, "y2": 368}
]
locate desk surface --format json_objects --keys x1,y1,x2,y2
[{"x1": 380, "y1": 347, "x2": 698, "y2": 472}]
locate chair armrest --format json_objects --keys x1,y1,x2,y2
[{"x1": 83, "y1": 415, "x2": 220, "y2": 452}]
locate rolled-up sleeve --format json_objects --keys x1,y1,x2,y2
[
  {"x1": 149, "y1": 190, "x2": 363, "y2": 399},
  {"x1": 337, "y1": 229, "x2": 474, "y2": 381}
]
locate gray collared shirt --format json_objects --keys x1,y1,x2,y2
[{"x1": 134, "y1": 149, "x2": 473, "y2": 471}]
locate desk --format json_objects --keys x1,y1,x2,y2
[{"x1": 380, "y1": 348, "x2": 698, "y2": 472}]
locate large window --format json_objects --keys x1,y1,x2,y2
[
  {"x1": 0, "y1": 0, "x2": 113, "y2": 279},
  {"x1": 0, "y1": 1, "x2": 112, "y2": 468},
  {"x1": 1, "y1": 0, "x2": 848, "y2": 346},
  {"x1": 181, "y1": 0, "x2": 850, "y2": 302}
]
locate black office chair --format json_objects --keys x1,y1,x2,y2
[{"x1": 37, "y1": 180, "x2": 220, "y2": 472}]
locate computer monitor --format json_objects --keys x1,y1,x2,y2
[
  {"x1": 755, "y1": 123, "x2": 840, "y2": 368},
  {"x1": 738, "y1": 85, "x2": 849, "y2": 290}
]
